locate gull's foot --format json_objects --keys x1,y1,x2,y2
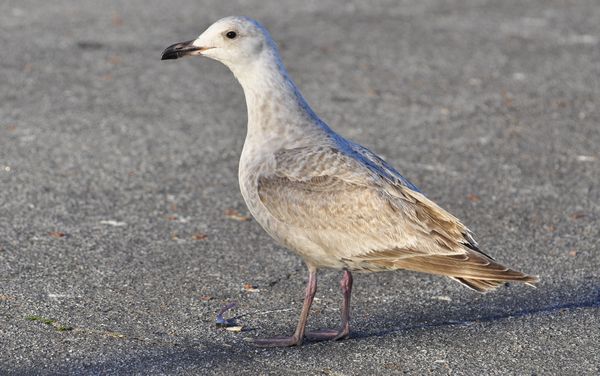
[
  {"x1": 251, "y1": 335, "x2": 302, "y2": 347},
  {"x1": 306, "y1": 327, "x2": 350, "y2": 341}
]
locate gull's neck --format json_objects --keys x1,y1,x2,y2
[{"x1": 228, "y1": 48, "x2": 330, "y2": 147}]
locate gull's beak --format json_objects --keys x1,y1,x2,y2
[{"x1": 161, "y1": 40, "x2": 210, "y2": 60}]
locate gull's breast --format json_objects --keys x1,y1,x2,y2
[{"x1": 238, "y1": 149, "x2": 344, "y2": 268}]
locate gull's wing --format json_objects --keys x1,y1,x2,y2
[{"x1": 257, "y1": 144, "x2": 537, "y2": 291}]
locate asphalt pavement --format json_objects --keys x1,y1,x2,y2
[{"x1": 1, "y1": 0, "x2": 599, "y2": 374}]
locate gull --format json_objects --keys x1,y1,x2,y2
[{"x1": 162, "y1": 16, "x2": 538, "y2": 347}]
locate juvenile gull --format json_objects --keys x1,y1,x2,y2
[{"x1": 162, "y1": 16, "x2": 538, "y2": 347}]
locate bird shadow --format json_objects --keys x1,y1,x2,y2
[
  {"x1": 11, "y1": 341, "x2": 258, "y2": 375},
  {"x1": 349, "y1": 277, "x2": 600, "y2": 340},
  {"x1": 13, "y1": 279, "x2": 599, "y2": 374}
]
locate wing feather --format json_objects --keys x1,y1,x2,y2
[{"x1": 257, "y1": 145, "x2": 537, "y2": 290}]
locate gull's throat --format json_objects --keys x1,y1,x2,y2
[{"x1": 232, "y1": 51, "x2": 323, "y2": 140}]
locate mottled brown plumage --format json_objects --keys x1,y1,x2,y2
[
  {"x1": 162, "y1": 16, "x2": 538, "y2": 347},
  {"x1": 256, "y1": 144, "x2": 537, "y2": 292}
]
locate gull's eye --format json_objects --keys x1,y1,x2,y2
[{"x1": 225, "y1": 31, "x2": 237, "y2": 39}]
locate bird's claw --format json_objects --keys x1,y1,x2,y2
[
  {"x1": 306, "y1": 327, "x2": 350, "y2": 341},
  {"x1": 251, "y1": 335, "x2": 302, "y2": 347}
]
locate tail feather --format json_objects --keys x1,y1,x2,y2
[
  {"x1": 358, "y1": 248, "x2": 539, "y2": 293},
  {"x1": 451, "y1": 277, "x2": 507, "y2": 292}
]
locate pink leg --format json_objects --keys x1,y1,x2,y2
[
  {"x1": 252, "y1": 265, "x2": 317, "y2": 347},
  {"x1": 306, "y1": 270, "x2": 353, "y2": 341}
]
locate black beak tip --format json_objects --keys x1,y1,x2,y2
[
  {"x1": 161, "y1": 40, "x2": 198, "y2": 61},
  {"x1": 161, "y1": 53, "x2": 177, "y2": 61}
]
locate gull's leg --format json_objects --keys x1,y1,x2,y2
[
  {"x1": 252, "y1": 265, "x2": 317, "y2": 347},
  {"x1": 307, "y1": 270, "x2": 353, "y2": 341}
]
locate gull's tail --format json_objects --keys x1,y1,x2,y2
[
  {"x1": 393, "y1": 251, "x2": 539, "y2": 293},
  {"x1": 353, "y1": 246, "x2": 538, "y2": 293}
]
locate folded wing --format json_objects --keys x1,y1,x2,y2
[{"x1": 257, "y1": 145, "x2": 537, "y2": 291}]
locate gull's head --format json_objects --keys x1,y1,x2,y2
[{"x1": 161, "y1": 16, "x2": 273, "y2": 69}]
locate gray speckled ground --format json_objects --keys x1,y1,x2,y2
[{"x1": 1, "y1": 0, "x2": 599, "y2": 374}]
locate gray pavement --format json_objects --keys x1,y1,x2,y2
[{"x1": 1, "y1": 0, "x2": 599, "y2": 374}]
